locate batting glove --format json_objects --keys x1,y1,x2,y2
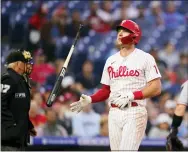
[
  {"x1": 111, "y1": 92, "x2": 134, "y2": 108},
  {"x1": 70, "y1": 94, "x2": 92, "y2": 113}
]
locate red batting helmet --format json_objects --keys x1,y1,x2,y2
[{"x1": 116, "y1": 20, "x2": 142, "y2": 45}]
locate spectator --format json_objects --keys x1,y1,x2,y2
[
  {"x1": 60, "y1": 76, "x2": 80, "y2": 103},
  {"x1": 97, "y1": 1, "x2": 114, "y2": 29},
  {"x1": 158, "y1": 91, "x2": 172, "y2": 113},
  {"x1": 145, "y1": 100, "x2": 160, "y2": 135},
  {"x1": 150, "y1": 47, "x2": 168, "y2": 76},
  {"x1": 164, "y1": 99, "x2": 176, "y2": 118},
  {"x1": 45, "y1": 59, "x2": 65, "y2": 88},
  {"x1": 134, "y1": 4, "x2": 153, "y2": 36},
  {"x1": 30, "y1": 49, "x2": 55, "y2": 85},
  {"x1": 158, "y1": 42, "x2": 180, "y2": 70},
  {"x1": 99, "y1": 114, "x2": 108, "y2": 136},
  {"x1": 150, "y1": 48, "x2": 176, "y2": 92},
  {"x1": 41, "y1": 85, "x2": 53, "y2": 103},
  {"x1": 87, "y1": 2, "x2": 111, "y2": 33},
  {"x1": 26, "y1": 3, "x2": 48, "y2": 52},
  {"x1": 32, "y1": 92, "x2": 46, "y2": 110},
  {"x1": 40, "y1": 5, "x2": 67, "y2": 62},
  {"x1": 163, "y1": 1, "x2": 186, "y2": 30},
  {"x1": 29, "y1": 101, "x2": 46, "y2": 128},
  {"x1": 37, "y1": 109, "x2": 68, "y2": 136},
  {"x1": 72, "y1": 104, "x2": 101, "y2": 137},
  {"x1": 58, "y1": 106, "x2": 73, "y2": 135},
  {"x1": 146, "y1": 1, "x2": 164, "y2": 27},
  {"x1": 75, "y1": 60, "x2": 100, "y2": 91},
  {"x1": 65, "y1": 10, "x2": 89, "y2": 37},
  {"x1": 30, "y1": 80, "x2": 39, "y2": 97},
  {"x1": 113, "y1": 1, "x2": 139, "y2": 24},
  {"x1": 148, "y1": 113, "x2": 172, "y2": 138},
  {"x1": 174, "y1": 53, "x2": 188, "y2": 84},
  {"x1": 28, "y1": 3, "x2": 48, "y2": 30}
]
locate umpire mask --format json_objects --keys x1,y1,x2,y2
[
  {"x1": 6, "y1": 50, "x2": 34, "y2": 75},
  {"x1": 22, "y1": 50, "x2": 33, "y2": 75}
]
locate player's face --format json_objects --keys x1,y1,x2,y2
[{"x1": 116, "y1": 28, "x2": 131, "y2": 46}]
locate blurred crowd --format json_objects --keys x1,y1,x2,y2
[{"x1": 1, "y1": 0, "x2": 188, "y2": 139}]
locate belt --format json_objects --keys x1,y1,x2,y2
[{"x1": 111, "y1": 102, "x2": 138, "y2": 108}]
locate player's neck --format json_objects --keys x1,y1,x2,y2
[{"x1": 120, "y1": 45, "x2": 135, "y2": 57}]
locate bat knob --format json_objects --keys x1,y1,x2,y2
[
  {"x1": 46, "y1": 103, "x2": 53, "y2": 107},
  {"x1": 46, "y1": 102, "x2": 52, "y2": 107}
]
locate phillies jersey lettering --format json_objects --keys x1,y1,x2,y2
[
  {"x1": 108, "y1": 66, "x2": 140, "y2": 78},
  {"x1": 101, "y1": 48, "x2": 161, "y2": 106}
]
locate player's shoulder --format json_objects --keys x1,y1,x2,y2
[
  {"x1": 135, "y1": 48, "x2": 155, "y2": 60},
  {"x1": 105, "y1": 52, "x2": 120, "y2": 63},
  {"x1": 181, "y1": 80, "x2": 188, "y2": 89}
]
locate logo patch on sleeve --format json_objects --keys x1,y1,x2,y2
[{"x1": 15, "y1": 93, "x2": 26, "y2": 98}]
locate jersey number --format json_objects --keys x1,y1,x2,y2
[
  {"x1": 153, "y1": 65, "x2": 158, "y2": 74},
  {"x1": 1, "y1": 84, "x2": 10, "y2": 93}
]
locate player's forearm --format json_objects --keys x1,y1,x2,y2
[
  {"x1": 174, "y1": 104, "x2": 186, "y2": 117},
  {"x1": 90, "y1": 84, "x2": 110, "y2": 103},
  {"x1": 170, "y1": 104, "x2": 186, "y2": 129},
  {"x1": 141, "y1": 78, "x2": 161, "y2": 99},
  {"x1": 171, "y1": 81, "x2": 188, "y2": 130}
]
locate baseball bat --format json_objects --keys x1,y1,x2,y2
[{"x1": 46, "y1": 24, "x2": 83, "y2": 107}]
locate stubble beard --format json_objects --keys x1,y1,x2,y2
[{"x1": 115, "y1": 40, "x2": 122, "y2": 50}]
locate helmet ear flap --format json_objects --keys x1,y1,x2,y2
[
  {"x1": 117, "y1": 20, "x2": 141, "y2": 44},
  {"x1": 121, "y1": 33, "x2": 135, "y2": 44}
]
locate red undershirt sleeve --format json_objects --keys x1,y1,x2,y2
[{"x1": 90, "y1": 84, "x2": 110, "y2": 103}]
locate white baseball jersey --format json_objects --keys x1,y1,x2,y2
[
  {"x1": 101, "y1": 48, "x2": 161, "y2": 106},
  {"x1": 100, "y1": 48, "x2": 161, "y2": 150},
  {"x1": 178, "y1": 80, "x2": 188, "y2": 106}
]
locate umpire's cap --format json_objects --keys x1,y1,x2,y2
[{"x1": 6, "y1": 49, "x2": 33, "y2": 64}]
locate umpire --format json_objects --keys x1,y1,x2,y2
[{"x1": 1, "y1": 49, "x2": 37, "y2": 151}]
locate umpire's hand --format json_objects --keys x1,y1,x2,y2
[
  {"x1": 70, "y1": 94, "x2": 92, "y2": 113},
  {"x1": 29, "y1": 128, "x2": 37, "y2": 137}
]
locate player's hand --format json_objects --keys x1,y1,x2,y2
[
  {"x1": 70, "y1": 94, "x2": 92, "y2": 113},
  {"x1": 111, "y1": 92, "x2": 134, "y2": 108}
]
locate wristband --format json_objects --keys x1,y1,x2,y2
[
  {"x1": 133, "y1": 91, "x2": 143, "y2": 100},
  {"x1": 171, "y1": 114, "x2": 183, "y2": 128}
]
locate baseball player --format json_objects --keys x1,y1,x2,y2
[
  {"x1": 70, "y1": 20, "x2": 162, "y2": 150},
  {"x1": 166, "y1": 80, "x2": 188, "y2": 151}
]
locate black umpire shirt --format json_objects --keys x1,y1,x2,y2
[{"x1": 1, "y1": 68, "x2": 34, "y2": 148}]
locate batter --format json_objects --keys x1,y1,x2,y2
[{"x1": 70, "y1": 20, "x2": 162, "y2": 151}]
